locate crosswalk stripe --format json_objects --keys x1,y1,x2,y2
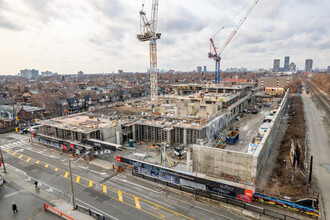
[
  {"x1": 36, "y1": 160, "x2": 40, "y2": 164},
  {"x1": 18, "y1": 155, "x2": 23, "y2": 159},
  {"x1": 76, "y1": 176, "x2": 80, "y2": 183},
  {"x1": 103, "y1": 185, "x2": 107, "y2": 193},
  {"x1": 89, "y1": 180, "x2": 93, "y2": 187},
  {"x1": 64, "y1": 172, "x2": 69, "y2": 178},
  {"x1": 12, "y1": 152, "x2": 16, "y2": 155},
  {"x1": 26, "y1": 158, "x2": 31, "y2": 162},
  {"x1": 55, "y1": 168, "x2": 58, "y2": 172},
  {"x1": 45, "y1": 164, "x2": 49, "y2": 168}
]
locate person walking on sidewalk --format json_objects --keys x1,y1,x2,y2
[
  {"x1": 34, "y1": 180, "x2": 38, "y2": 189},
  {"x1": 12, "y1": 203, "x2": 18, "y2": 213}
]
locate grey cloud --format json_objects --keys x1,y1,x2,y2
[
  {"x1": 0, "y1": 16, "x2": 22, "y2": 31},
  {"x1": 161, "y1": 6, "x2": 205, "y2": 33}
]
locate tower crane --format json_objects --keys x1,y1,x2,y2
[
  {"x1": 137, "y1": 0, "x2": 161, "y2": 101},
  {"x1": 208, "y1": 0, "x2": 259, "y2": 84}
]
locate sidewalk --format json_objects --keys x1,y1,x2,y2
[{"x1": 1, "y1": 171, "x2": 94, "y2": 220}]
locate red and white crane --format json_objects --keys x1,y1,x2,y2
[{"x1": 209, "y1": 0, "x2": 259, "y2": 84}]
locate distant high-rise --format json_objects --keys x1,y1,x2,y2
[
  {"x1": 78, "y1": 71, "x2": 83, "y2": 75},
  {"x1": 203, "y1": 66, "x2": 207, "y2": 72},
  {"x1": 289, "y1": 62, "x2": 296, "y2": 72},
  {"x1": 273, "y1": 59, "x2": 280, "y2": 72},
  {"x1": 197, "y1": 66, "x2": 202, "y2": 73},
  {"x1": 284, "y1": 56, "x2": 290, "y2": 71},
  {"x1": 41, "y1": 71, "x2": 53, "y2": 77},
  {"x1": 20, "y1": 69, "x2": 39, "y2": 79},
  {"x1": 305, "y1": 59, "x2": 313, "y2": 73}
]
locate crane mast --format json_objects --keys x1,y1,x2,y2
[
  {"x1": 209, "y1": 0, "x2": 259, "y2": 84},
  {"x1": 138, "y1": 0, "x2": 161, "y2": 101}
]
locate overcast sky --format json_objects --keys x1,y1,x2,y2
[{"x1": 0, "y1": 0, "x2": 329, "y2": 75}]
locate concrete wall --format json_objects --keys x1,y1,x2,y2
[
  {"x1": 251, "y1": 90, "x2": 289, "y2": 183},
  {"x1": 193, "y1": 91, "x2": 289, "y2": 187},
  {"x1": 193, "y1": 145, "x2": 253, "y2": 184}
]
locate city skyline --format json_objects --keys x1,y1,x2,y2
[{"x1": 0, "y1": 0, "x2": 329, "y2": 75}]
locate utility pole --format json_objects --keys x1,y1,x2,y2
[
  {"x1": 0, "y1": 148, "x2": 6, "y2": 173},
  {"x1": 309, "y1": 156, "x2": 313, "y2": 184},
  {"x1": 69, "y1": 159, "x2": 76, "y2": 210}
]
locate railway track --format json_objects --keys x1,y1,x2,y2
[{"x1": 305, "y1": 79, "x2": 330, "y2": 120}]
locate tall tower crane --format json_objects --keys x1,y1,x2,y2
[
  {"x1": 208, "y1": 0, "x2": 259, "y2": 84},
  {"x1": 137, "y1": 0, "x2": 161, "y2": 101}
]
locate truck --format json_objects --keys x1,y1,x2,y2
[{"x1": 226, "y1": 131, "x2": 239, "y2": 145}]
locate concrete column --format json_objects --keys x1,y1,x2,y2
[
  {"x1": 167, "y1": 130, "x2": 171, "y2": 145},
  {"x1": 183, "y1": 128, "x2": 187, "y2": 146},
  {"x1": 187, "y1": 149, "x2": 191, "y2": 172},
  {"x1": 116, "y1": 131, "x2": 120, "y2": 145},
  {"x1": 132, "y1": 125, "x2": 136, "y2": 141}
]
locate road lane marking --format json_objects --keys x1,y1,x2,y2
[
  {"x1": 89, "y1": 180, "x2": 93, "y2": 187},
  {"x1": 55, "y1": 168, "x2": 58, "y2": 172},
  {"x1": 12, "y1": 152, "x2": 16, "y2": 155},
  {"x1": 76, "y1": 176, "x2": 80, "y2": 183},
  {"x1": 18, "y1": 155, "x2": 23, "y2": 159},
  {"x1": 26, "y1": 158, "x2": 31, "y2": 162},
  {"x1": 118, "y1": 191, "x2": 123, "y2": 202},
  {"x1": 45, "y1": 164, "x2": 49, "y2": 168},
  {"x1": 4, "y1": 148, "x2": 194, "y2": 220},
  {"x1": 134, "y1": 196, "x2": 141, "y2": 209}
]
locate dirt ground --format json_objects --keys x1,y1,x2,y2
[{"x1": 258, "y1": 95, "x2": 313, "y2": 199}]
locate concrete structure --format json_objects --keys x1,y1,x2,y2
[
  {"x1": 305, "y1": 59, "x2": 313, "y2": 73},
  {"x1": 273, "y1": 59, "x2": 280, "y2": 72},
  {"x1": 258, "y1": 77, "x2": 292, "y2": 91},
  {"x1": 38, "y1": 113, "x2": 123, "y2": 143},
  {"x1": 203, "y1": 66, "x2": 207, "y2": 72},
  {"x1": 192, "y1": 91, "x2": 289, "y2": 189}
]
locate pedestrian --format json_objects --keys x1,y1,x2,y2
[
  {"x1": 12, "y1": 203, "x2": 18, "y2": 213},
  {"x1": 34, "y1": 180, "x2": 38, "y2": 189}
]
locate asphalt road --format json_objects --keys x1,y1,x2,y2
[
  {"x1": 302, "y1": 91, "x2": 330, "y2": 218},
  {"x1": 0, "y1": 133, "x2": 246, "y2": 220}
]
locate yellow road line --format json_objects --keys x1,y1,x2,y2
[
  {"x1": 4, "y1": 149, "x2": 194, "y2": 220},
  {"x1": 134, "y1": 196, "x2": 141, "y2": 209},
  {"x1": 18, "y1": 155, "x2": 23, "y2": 159},
  {"x1": 26, "y1": 158, "x2": 31, "y2": 162},
  {"x1": 118, "y1": 191, "x2": 123, "y2": 202},
  {"x1": 45, "y1": 164, "x2": 49, "y2": 168},
  {"x1": 76, "y1": 176, "x2": 80, "y2": 183}
]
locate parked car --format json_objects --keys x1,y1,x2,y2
[{"x1": 252, "y1": 109, "x2": 258, "y2": 114}]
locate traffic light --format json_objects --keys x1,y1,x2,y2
[{"x1": 15, "y1": 127, "x2": 18, "y2": 132}]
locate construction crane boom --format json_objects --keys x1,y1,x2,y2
[
  {"x1": 209, "y1": 0, "x2": 259, "y2": 84},
  {"x1": 138, "y1": 0, "x2": 161, "y2": 101}
]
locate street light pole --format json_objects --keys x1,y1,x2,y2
[
  {"x1": 68, "y1": 151, "x2": 89, "y2": 211},
  {"x1": 69, "y1": 159, "x2": 76, "y2": 210}
]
